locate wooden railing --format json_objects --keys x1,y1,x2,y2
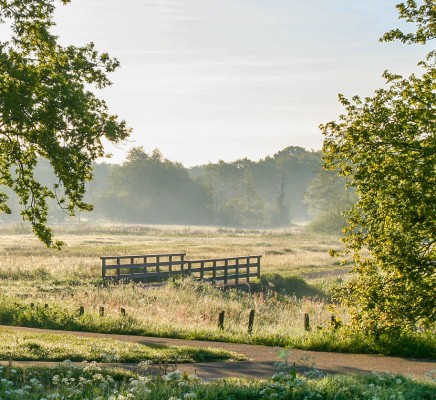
[
  {"x1": 101, "y1": 253, "x2": 186, "y2": 281},
  {"x1": 185, "y1": 256, "x2": 261, "y2": 285},
  {"x1": 101, "y1": 253, "x2": 261, "y2": 286}
]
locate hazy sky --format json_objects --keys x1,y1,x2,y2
[{"x1": 51, "y1": 0, "x2": 427, "y2": 166}]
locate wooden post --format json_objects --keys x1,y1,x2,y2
[
  {"x1": 304, "y1": 313, "x2": 310, "y2": 331},
  {"x1": 235, "y1": 259, "x2": 239, "y2": 286},
  {"x1": 218, "y1": 311, "x2": 225, "y2": 330},
  {"x1": 156, "y1": 256, "x2": 160, "y2": 273},
  {"x1": 246, "y1": 257, "x2": 250, "y2": 283},
  {"x1": 169, "y1": 255, "x2": 173, "y2": 275},
  {"x1": 99, "y1": 306, "x2": 104, "y2": 317},
  {"x1": 188, "y1": 260, "x2": 192, "y2": 276},
  {"x1": 102, "y1": 258, "x2": 106, "y2": 279},
  {"x1": 79, "y1": 306, "x2": 84, "y2": 316},
  {"x1": 121, "y1": 308, "x2": 126, "y2": 316},
  {"x1": 257, "y1": 256, "x2": 261, "y2": 278},
  {"x1": 116, "y1": 258, "x2": 120, "y2": 280},
  {"x1": 224, "y1": 259, "x2": 228, "y2": 285},
  {"x1": 200, "y1": 261, "x2": 204, "y2": 280},
  {"x1": 144, "y1": 257, "x2": 147, "y2": 274},
  {"x1": 248, "y1": 309, "x2": 255, "y2": 334},
  {"x1": 181, "y1": 254, "x2": 185, "y2": 276},
  {"x1": 212, "y1": 261, "x2": 217, "y2": 281}
]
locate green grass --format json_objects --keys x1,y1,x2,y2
[
  {"x1": 0, "y1": 224, "x2": 434, "y2": 358},
  {"x1": 0, "y1": 363, "x2": 434, "y2": 400},
  {"x1": 0, "y1": 327, "x2": 244, "y2": 363}
]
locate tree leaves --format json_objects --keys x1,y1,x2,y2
[
  {"x1": 0, "y1": 0, "x2": 130, "y2": 247},
  {"x1": 322, "y1": 1, "x2": 436, "y2": 333}
]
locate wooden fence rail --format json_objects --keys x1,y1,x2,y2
[
  {"x1": 101, "y1": 253, "x2": 186, "y2": 281},
  {"x1": 101, "y1": 253, "x2": 261, "y2": 286}
]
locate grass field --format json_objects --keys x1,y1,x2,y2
[{"x1": 0, "y1": 224, "x2": 434, "y2": 359}]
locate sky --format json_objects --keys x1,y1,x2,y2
[{"x1": 51, "y1": 0, "x2": 428, "y2": 166}]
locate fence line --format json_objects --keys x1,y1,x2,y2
[{"x1": 101, "y1": 253, "x2": 261, "y2": 286}]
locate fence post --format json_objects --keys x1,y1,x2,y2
[
  {"x1": 116, "y1": 258, "x2": 120, "y2": 281},
  {"x1": 235, "y1": 259, "x2": 239, "y2": 287},
  {"x1": 257, "y1": 256, "x2": 261, "y2": 278},
  {"x1": 224, "y1": 259, "x2": 228, "y2": 285},
  {"x1": 99, "y1": 306, "x2": 105, "y2": 317},
  {"x1": 212, "y1": 261, "x2": 217, "y2": 281},
  {"x1": 200, "y1": 261, "x2": 204, "y2": 280},
  {"x1": 79, "y1": 306, "x2": 84, "y2": 316},
  {"x1": 121, "y1": 308, "x2": 126, "y2": 316},
  {"x1": 169, "y1": 255, "x2": 173, "y2": 275},
  {"x1": 248, "y1": 309, "x2": 255, "y2": 334},
  {"x1": 218, "y1": 311, "x2": 225, "y2": 330},
  {"x1": 101, "y1": 258, "x2": 106, "y2": 279},
  {"x1": 304, "y1": 313, "x2": 310, "y2": 331}
]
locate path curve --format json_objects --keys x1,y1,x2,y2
[{"x1": 1, "y1": 325, "x2": 435, "y2": 380}]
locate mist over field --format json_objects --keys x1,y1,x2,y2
[{"x1": 0, "y1": 146, "x2": 350, "y2": 233}]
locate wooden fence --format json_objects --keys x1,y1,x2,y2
[
  {"x1": 101, "y1": 253, "x2": 261, "y2": 286},
  {"x1": 101, "y1": 253, "x2": 186, "y2": 281}
]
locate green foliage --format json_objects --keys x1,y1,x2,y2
[
  {"x1": 305, "y1": 169, "x2": 357, "y2": 234},
  {"x1": 198, "y1": 146, "x2": 321, "y2": 227},
  {"x1": 0, "y1": 0, "x2": 130, "y2": 247},
  {"x1": 321, "y1": 2, "x2": 436, "y2": 334},
  {"x1": 96, "y1": 147, "x2": 212, "y2": 224},
  {"x1": 380, "y1": 0, "x2": 436, "y2": 44},
  {"x1": 1, "y1": 365, "x2": 435, "y2": 400}
]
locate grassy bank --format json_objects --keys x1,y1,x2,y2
[{"x1": 0, "y1": 327, "x2": 243, "y2": 363}]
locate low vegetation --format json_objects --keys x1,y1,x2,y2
[
  {"x1": 0, "y1": 327, "x2": 243, "y2": 363},
  {"x1": 0, "y1": 363, "x2": 434, "y2": 400}
]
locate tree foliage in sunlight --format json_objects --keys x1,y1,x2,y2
[
  {"x1": 0, "y1": 0, "x2": 130, "y2": 247},
  {"x1": 321, "y1": 0, "x2": 436, "y2": 333}
]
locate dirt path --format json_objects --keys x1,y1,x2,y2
[{"x1": 1, "y1": 325, "x2": 435, "y2": 380}]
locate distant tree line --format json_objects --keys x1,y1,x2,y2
[{"x1": 0, "y1": 146, "x2": 356, "y2": 231}]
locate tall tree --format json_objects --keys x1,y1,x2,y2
[
  {"x1": 321, "y1": 1, "x2": 435, "y2": 333},
  {"x1": 96, "y1": 147, "x2": 212, "y2": 225},
  {"x1": 0, "y1": 0, "x2": 130, "y2": 247}
]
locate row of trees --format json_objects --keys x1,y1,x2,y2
[{"x1": 1, "y1": 146, "x2": 353, "y2": 230}]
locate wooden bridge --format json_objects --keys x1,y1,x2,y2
[{"x1": 101, "y1": 253, "x2": 261, "y2": 286}]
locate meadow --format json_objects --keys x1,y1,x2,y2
[
  {"x1": 0, "y1": 224, "x2": 433, "y2": 357},
  {"x1": 0, "y1": 223, "x2": 435, "y2": 399}
]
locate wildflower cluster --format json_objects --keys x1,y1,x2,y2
[{"x1": 0, "y1": 363, "x2": 435, "y2": 399}]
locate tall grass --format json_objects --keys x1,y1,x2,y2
[{"x1": 0, "y1": 225, "x2": 433, "y2": 358}]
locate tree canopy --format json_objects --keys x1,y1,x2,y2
[
  {"x1": 0, "y1": 0, "x2": 130, "y2": 247},
  {"x1": 322, "y1": 1, "x2": 435, "y2": 333}
]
